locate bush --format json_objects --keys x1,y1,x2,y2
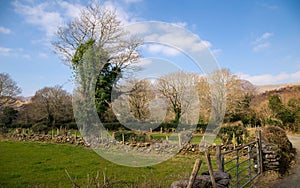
[
  {"x1": 32, "y1": 123, "x2": 48, "y2": 133},
  {"x1": 103, "y1": 122, "x2": 128, "y2": 131},
  {"x1": 6, "y1": 123, "x2": 32, "y2": 129},
  {"x1": 262, "y1": 126, "x2": 295, "y2": 175},
  {"x1": 218, "y1": 125, "x2": 248, "y2": 145}
]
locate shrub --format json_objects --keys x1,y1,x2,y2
[
  {"x1": 218, "y1": 125, "x2": 248, "y2": 145},
  {"x1": 262, "y1": 126, "x2": 295, "y2": 175},
  {"x1": 103, "y1": 122, "x2": 128, "y2": 131},
  {"x1": 32, "y1": 123, "x2": 48, "y2": 133}
]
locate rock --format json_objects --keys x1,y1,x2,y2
[
  {"x1": 201, "y1": 171, "x2": 231, "y2": 181},
  {"x1": 170, "y1": 180, "x2": 188, "y2": 188},
  {"x1": 171, "y1": 172, "x2": 231, "y2": 188},
  {"x1": 217, "y1": 178, "x2": 230, "y2": 186}
]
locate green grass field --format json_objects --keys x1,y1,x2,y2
[{"x1": 0, "y1": 141, "x2": 216, "y2": 187}]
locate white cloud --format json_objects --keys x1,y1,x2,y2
[
  {"x1": 57, "y1": 1, "x2": 84, "y2": 19},
  {"x1": 126, "y1": 22, "x2": 214, "y2": 57},
  {"x1": 238, "y1": 71, "x2": 300, "y2": 85},
  {"x1": 103, "y1": 1, "x2": 132, "y2": 24},
  {"x1": 256, "y1": 32, "x2": 273, "y2": 42},
  {"x1": 145, "y1": 32, "x2": 212, "y2": 54},
  {"x1": 12, "y1": 1, "x2": 84, "y2": 39},
  {"x1": 0, "y1": 47, "x2": 12, "y2": 56},
  {"x1": 253, "y1": 42, "x2": 270, "y2": 52},
  {"x1": 172, "y1": 22, "x2": 187, "y2": 28},
  {"x1": 12, "y1": 1, "x2": 63, "y2": 38},
  {"x1": 0, "y1": 46, "x2": 31, "y2": 58},
  {"x1": 146, "y1": 44, "x2": 180, "y2": 56},
  {"x1": 252, "y1": 32, "x2": 274, "y2": 52},
  {"x1": 0, "y1": 26, "x2": 11, "y2": 34}
]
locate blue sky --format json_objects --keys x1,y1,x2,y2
[{"x1": 0, "y1": 0, "x2": 299, "y2": 96}]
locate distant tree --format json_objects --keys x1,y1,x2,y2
[
  {"x1": 230, "y1": 94, "x2": 261, "y2": 126},
  {"x1": 29, "y1": 85, "x2": 73, "y2": 132},
  {"x1": 156, "y1": 71, "x2": 199, "y2": 124},
  {"x1": 195, "y1": 76, "x2": 211, "y2": 124},
  {"x1": 0, "y1": 73, "x2": 21, "y2": 108},
  {"x1": 127, "y1": 79, "x2": 155, "y2": 121},
  {"x1": 268, "y1": 94, "x2": 295, "y2": 129},
  {"x1": 0, "y1": 106, "x2": 18, "y2": 127},
  {"x1": 288, "y1": 98, "x2": 300, "y2": 132},
  {"x1": 194, "y1": 69, "x2": 257, "y2": 125}
]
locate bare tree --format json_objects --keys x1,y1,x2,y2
[
  {"x1": 52, "y1": 1, "x2": 142, "y2": 123},
  {"x1": 197, "y1": 68, "x2": 256, "y2": 124},
  {"x1": 52, "y1": 0, "x2": 141, "y2": 68},
  {"x1": 156, "y1": 71, "x2": 199, "y2": 124},
  {"x1": 195, "y1": 76, "x2": 211, "y2": 124},
  {"x1": 29, "y1": 85, "x2": 73, "y2": 131},
  {"x1": 128, "y1": 79, "x2": 155, "y2": 121},
  {"x1": 0, "y1": 73, "x2": 21, "y2": 108}
]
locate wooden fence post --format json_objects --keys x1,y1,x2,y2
[
  {"x1": 257, "y1": 129, "x2": 263, "y2": 173},
  {"x1": 74, "y1": 130, "x2": 77, "y2": 141},
  {"x1": 187, "y1": 159, "x2": 202, "y2": 188},
  {"x1": 216, "y1": 145, "x2": 223, "y2": 171},
  {"x1": 206, "y1": 151, "x2": 217, "y2": 188},
  {"x1": 178, "y1": 133, "x2": 181, "y2": 147}
]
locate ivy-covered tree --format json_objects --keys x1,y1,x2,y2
[{"x1": 53, "y1": 1, "x2": 141, "y2": 122}]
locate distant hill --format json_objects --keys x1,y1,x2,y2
[
  {"x1": 254, "y1": 82, "x2": 300, "y2": 93},
  {"x1": 0, "y1": 97, "x2": 30, "y2": 111},
  {"x1": 251, "y1": 84, "x2": 300, "y2": 109}
]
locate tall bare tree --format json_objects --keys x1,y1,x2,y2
[
  {"x1": 52, "y1": 1, "x2": 141, "y2": 121},
  {"x1": 128, "y1": 79, "x2": 155, "y2": 121},
  {"x1": 197, "y1": 68, "x2": 256, "y2": 124},
  {"x1": 156, "y1": 71, "x2": 199, "y2": 124},
  {"x1": 0, "y1": 73, "x2": 21, "y2": 108},
  {"x1": 52, "y1": 0, "x2": 140, "y2": 68}
]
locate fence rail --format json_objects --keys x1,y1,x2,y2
[{"x1": 216, "y1": 130, "x2": 263, "y2": 188}]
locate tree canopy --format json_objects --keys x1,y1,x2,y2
[
  {"x1": 0, "y1": 73, "x2": 21, "y2": 108},
  {"x1": 52, "y1": 1, "x2": 141, "y2": 122}
]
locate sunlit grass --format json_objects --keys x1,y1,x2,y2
[{"x1": 0, "y1": 141, "x2": 201, "y2": 187}]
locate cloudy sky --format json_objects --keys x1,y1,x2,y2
[{"x1": 0, "y1": 0, "x2": 299, "y2": 96}]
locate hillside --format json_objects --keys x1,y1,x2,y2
[
  {"x1": 251, "y1": 84, "x2": 300, "y2": 113},
  {"x1": 255, "y1": 82, "x2": 300, "y2": 93},
  {"x1": 0, "y1": 98, "x2": 29, "y2": 111}
]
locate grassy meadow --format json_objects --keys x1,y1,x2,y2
[{"x1": 0, "y1": 140, "x2": 217, "y2": 187}]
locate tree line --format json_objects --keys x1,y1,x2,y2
[
  {"x1": 1, "y1": 1, "x2": 298, "y2": 133},
  {"x1": 1, "y1": 69, "x2": 298, "y2": 133}
]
